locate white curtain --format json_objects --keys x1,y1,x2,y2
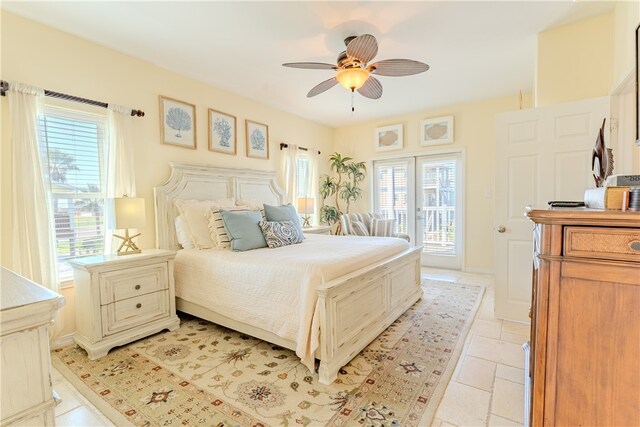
[
  {"x1": 284, "y1": 143, "x2": 299, "y2": 206},
  {"x1": 104, "y1": 104, "x2": 137, "y2": 253},
  {"x1": 307, "y1": 148, "x2": 320, "y2": 225},
  {"x1": 8, "y1": 82, "x2": 62, "y2": 337}
]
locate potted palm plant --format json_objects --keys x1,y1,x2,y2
[{"x1": 319, "y1": 152, "x2": 366, "y2": 234}]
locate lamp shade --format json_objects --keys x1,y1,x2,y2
[
  {"x1": 297, "y1": 197, "x2": 315, "y2": 215},
  {"x1": 108, "y1": 197, "x2": 146, "y2": 230},
  {"x1": 336, "y1": 68, "x2": 369, "y2": 91}
]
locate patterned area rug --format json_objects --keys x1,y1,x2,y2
[{"x1": 52, "y1": 280, "x2": 483, "y2": 427}]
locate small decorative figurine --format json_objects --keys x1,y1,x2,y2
[{"x1": 591, "y1": 118, "x2": 614, "y2": 187}]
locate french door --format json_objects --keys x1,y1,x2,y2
[{"x1": 373, "y1": 151, "x2": 463, "y2": 269}]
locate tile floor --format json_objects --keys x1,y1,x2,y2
[{"x1": 51, "y1": 268, "x2": 528, "y2": 427}]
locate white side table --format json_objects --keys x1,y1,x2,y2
[
  {"x1": 303, "y1": 225, "x2": 332, "y2": 235},
  {"x1": 69, "y1": 249, "x2": 180, "y2": 360}
]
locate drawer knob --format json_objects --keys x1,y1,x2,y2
[
  {"x1": 136, "y1": 303, "x2": 142, "y2": 309},
  {"x1": 629, "y1": 241, "x2": 640, "y2": 252},
  {"x1": 134, "y1": 284, "x2": 141, "y2": 290}
]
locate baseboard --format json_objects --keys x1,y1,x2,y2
[
  {"x1": 51, "y1": 333, "x2": 75, "y2": 350},
  {"x1": 463, "y1": 267, "x2": 494, "y2": 275}
]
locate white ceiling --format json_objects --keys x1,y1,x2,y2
[{"x1": 3, "y1": 1, "x2": 615, "y2": 127}]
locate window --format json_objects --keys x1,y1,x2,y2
[
  {"x1": 420, "y1": 157, "x2": 457, "y2": 256},
  {"x1": 374, "y1": 162, "x2": 409, "y2": 234},
  {"x1": 39, "y1": 107, "x2": 108, "y2": 281},
  {"x1": 296, "y1": 155, "x2": 310, "y2": 197}
]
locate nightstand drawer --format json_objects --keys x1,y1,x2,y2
[
  {"x1": 100, "y1": 264, "x2": 168, "y2": 304},
  {"x1": 101, "y1": 291, "x2": 169, "y2": 336},
  {"x1": 564, "y1": 226, "x2": 640, "y2": 262}
]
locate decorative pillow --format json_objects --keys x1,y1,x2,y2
[
  {"x1": 259, "y1": 220, "x2": 304, "y2": 248},
  {"x1": 370, "y1": 218, "x2": 397, "y2": 237},
  {"x1": 174, "y1": 199, "x2": 236, "y2": 249},
  {"x1": 351, "y1": 220, "x2": 369, "y2": 236},
  {"x1": 263, "y1": 203, "x2": 305, "y2": 238},
  {"x1": 174, "y1": 215, "x2": 196, "y2": 249},
  {"x1": 206, "y1": 206, "x2": 251, "y2": 249},
  {"x1": 220, "y1": 210, "x2": 267, "y2": 252}
]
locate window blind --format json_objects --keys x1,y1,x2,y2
[
  {"x1": 39, "y1": 108, "x2": 107, "y2": 281},
  {"x1": 375, "y1": 163, "x2": 408, "y2": 233},
  {"x1": 296, "y1": 156, "x2": 310, "y2": 197},
  {"x1": 421, "y1": 158, "x2": 456, "y2": 255}
]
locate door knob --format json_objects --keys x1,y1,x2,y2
[{"x1": 497, "y1": 225, "x2": 506, "y2": 233}]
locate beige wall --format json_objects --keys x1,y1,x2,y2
[
  {"x1": 536, "y1": 13, "x2": 614, "y2": 106},
  {"x1": 333, "y1": 93, "x2": 532, "y2": 273},
  {"x1": 1, "y1": 11, "x2": 333, "y2": 338},
  {"x1": 612, "y1": 1, "x2": 640, "y2": 88}
]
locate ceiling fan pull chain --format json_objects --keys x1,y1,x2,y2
[{"x1": 351, "y1": 89, "x2": 355, "y2": 113}]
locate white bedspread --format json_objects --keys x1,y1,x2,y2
[{"x1": 174, "y1": 234, "x2": 410, "y2": 370}]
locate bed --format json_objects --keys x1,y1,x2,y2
[{"x1": 154, "y1": 162, "x2": 422, "y2": 384}]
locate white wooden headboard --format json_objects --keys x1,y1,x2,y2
[{"x1": 154, "y1": 162, "x2": 285, "y2": 250}]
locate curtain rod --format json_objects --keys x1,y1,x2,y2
[
  {"x1": 0, "y1": 80, "x2": 145, "y2": 117},
  {"x1": 279, "y1": 143, "x2": 321, "y2": 155}
]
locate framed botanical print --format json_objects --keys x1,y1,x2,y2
[
  {"x1": 159, "y1": 96, "x2": 196, "y2": 149},
  {"x1": 374, "y1": 124, "x2": 403, "y2": 152},
  {"x1": 208, "y1": 109, "x2": 236, "y2": 155},
  {"x1": 245, "y1": 120, "x2": 269, "y2": 159}
]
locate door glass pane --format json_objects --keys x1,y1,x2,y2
[
  {"x1": 421, "y1": 158, "x2": 456, "y2": 255},
  {"x1": 375, "y1": 163, "x2": 408, "y2": 234}
]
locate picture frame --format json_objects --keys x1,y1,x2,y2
[
  {"x1": 159, "y1": 96, "x2": 196, "y2": 149},
  {"x1": 374, "y1": 124, "x2": 403, "y2": 152},
  {"x1": 208, "y1": 109, "x2": 236, "y2": 155},
  {"x1": 245, "y1": 120, "x2": 269, "y2": 159},
  {"x1": 420, "y1": 115, "x2": 454, "y2": 146}
]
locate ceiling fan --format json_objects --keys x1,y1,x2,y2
[{"x1": 283, "y1": 34, "x2": 429, "y2": 109}]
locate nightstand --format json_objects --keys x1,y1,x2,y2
[
  {"x1": 69, "y1": 249, "x2": 180, "y2": 360},
  {"x1": 303, "y1": 225, "x2": 332, "y2": 235}
]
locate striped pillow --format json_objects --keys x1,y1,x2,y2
[
  {"x1": 351, "y1": 220, "x2": 369, "y2": 236},
  {"x1": 370, "y1": 218, "x2": 397, "y2": 237},
  {"x1": 206, "y1": 206, "x2": 251, "y2": 249}
]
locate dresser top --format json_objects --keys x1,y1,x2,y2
[
  {"x1": 68, "y1": 248, "x2": 176, "y2": 269},
  {"x1": 527, "y1": 208, "x2": 640, "y2": 227},
  {"x1": 1, "y1": 268, "x2": 64, "y2": 312}
]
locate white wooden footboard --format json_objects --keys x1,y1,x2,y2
[{"x1": 316, "y1": 245, "x2": 422, "y2": 384}]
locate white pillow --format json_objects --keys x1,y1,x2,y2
[
  {"x1": 174, "y1": 216, "x2": 196, "y2": 249},
  {"x1": 175, "y1": 199, "x2": 236, "y2": 249},
  {"x1": 206, "y1": 206, "x2": 252, "y2": 249},
  {"x1": 236, "y1": 199, "x2": 265, "y2": 210}
]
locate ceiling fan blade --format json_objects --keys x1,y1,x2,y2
[
  {"x1": 283, "y1": 62, "x2": 337, "y2": 70},
  {"x1": 368, "y1": 59, "x2": 430, "y2": 76},
  {"x1": 357, "y1": 76, "x2": 383, "y2": 99},
  {"x1": 346, "y1": 34, "x2": 378, "y2": 64},
  {"x1": 307, "y1": 77, "x2": 338, "y2": 98}
]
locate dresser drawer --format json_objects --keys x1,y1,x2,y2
[
  {"x1": 564, "y1": 226, "x2": 640, "y2": 262},
  {"x1": 99, "y1": 264, "x2": 168, "y2": 304},
  {"x1": 101, "y1": 290, "x2": 170, "y2": 336}
]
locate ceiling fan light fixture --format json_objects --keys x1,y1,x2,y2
[{"x1": 336, "y1": 68, "x2": 369, "y2": 91}]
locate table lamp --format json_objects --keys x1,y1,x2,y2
[
  {"x1": 297, "y1": 197, "x2": 315, "y2": 228},
  {"x1": 109, "y1": 196, "x2": 145, "y2": 255}
]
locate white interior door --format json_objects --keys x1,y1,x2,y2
[
  {"x1": 417, "y1": 153, "x2": 463, "y2": 269},
  {"x1": 495, "y1": 96, "x2": 610, "y2": 322}
]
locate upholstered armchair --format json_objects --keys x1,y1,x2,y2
[{"x1": 340, "y1": 212, "x2": 410, "y2": 242}]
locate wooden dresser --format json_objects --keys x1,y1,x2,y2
[{"x1": 526, "y1": 209, "x2": 640, "y2": 427}]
